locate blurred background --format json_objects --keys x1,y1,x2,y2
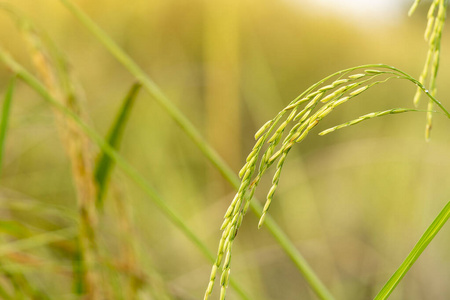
[{"x1": 1, "y1": 0, "x2": 450, "y2": 299}]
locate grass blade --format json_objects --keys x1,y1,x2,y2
[
  {"x1": 374, "y1": 200, "x2": 450, "y2": 299},
  {"x1": 0, "y1": 77, "x2": 15, "y2": 174},
  {"x1": 56, "y1": 2, "x2": 334, "y2": 298},
  {"x1": 94, "y1": 82, "x2": 141, "y2": 208}
]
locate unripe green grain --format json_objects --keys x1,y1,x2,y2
[
  {"x1": 318, "y1": 84, "x2": 335, "y2": 92},
  {"x1": 365, "y1": 69, "x2": 384, "y2": 74},
  {"x1": 286, "y1": 108, "x2": 298, "y2": 122},
  {"x1": 349, "y1": 85, "x2": 369, "y2": 96},
  {"x1": 331, "y1": 78, "x2": 349, "y2": 87},
  {"x1": 425, "y1": 17, "x2": 435, "y2": 40},
  {"x1": 429, "y1": 1, "x2": 439, "y2": 18},
  {"x1": 349, "y1": 73, "x2": 365, "y2": 79},
  {"x1": 332, "y1": 96, "x2": 350, "y2": 107},
  {"x1": 408, "y1": 0, "x2": 421, "y2": 16},
  {"x1": 294, "y1": 108, "x2": 311, "y2": 122},
  {"x1": 254, "y1": 120, "x2": 272, "y2": 140},
  {"x1": 319, "y1": 92, "x2": 337, "y2": 104},
  {"x1": 220, "y1": 270, "x2": 230, "y2": 290},
  {"x1": 295, "y1": 129, "x2": 309, "y2": 143}
]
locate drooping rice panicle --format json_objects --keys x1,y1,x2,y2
[{"x1": 204, "y1": 64, "x2": 450, "y2": 299}]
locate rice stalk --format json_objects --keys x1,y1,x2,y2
[
  {"x1": 23, "y1": 29, "x2": 101, "y2": 300},
  {"x1": 205, "y1": 64, "x2": 450, "y2": 299},
  {"x1": 409, "y1": 0, "x2": 448, "y2": 139},
  {"x1": 0, "y1": 5, "x2": 103, "y2": 298}
]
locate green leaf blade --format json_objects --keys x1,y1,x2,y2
[
  {"x1": 94, "y1": 82, "x2": 141, "y2": 208},
  {"x1": 374, "y1": 200, "x2": 450, "y2": 299}
]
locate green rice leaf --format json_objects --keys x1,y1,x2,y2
[
  {"x1": 94, "y1": 82, "x2": 141, "y2": 208},
  {"x1": 374, "y1": 199, "x2": 450, "y2": 299}
]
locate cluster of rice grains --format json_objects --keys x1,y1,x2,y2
[
  {"x1": 409, "y1": 0, "x2": 448, "y2": 139},
  {"x1": 203, "y1": 65, "x2": 445, "y2": 300}
]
